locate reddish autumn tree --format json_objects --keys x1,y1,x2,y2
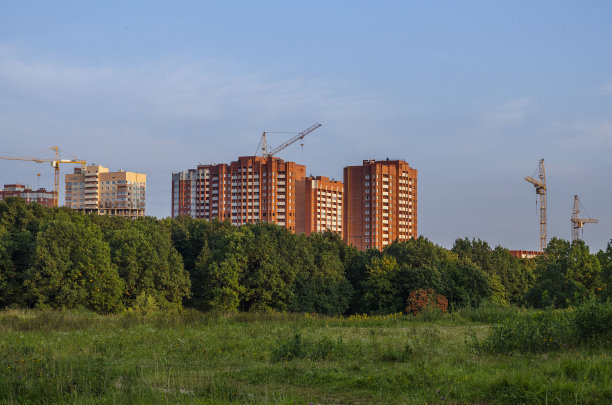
[{"x1": 405, "y1": 288, "x2": 448, "y2": 315}]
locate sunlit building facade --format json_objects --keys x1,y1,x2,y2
[
  {"x1": 172, "y1": 156, "x2": 306, "y2": 233},
  {"x1": 65, "y1": 165, "x2": 146, "y2": 218},
  {"x1": 343, "y1": 159, "x2": 417, "y2": 250},
  {"x1": 299, "y1": 176, "x2": 343, "y2": 237}
]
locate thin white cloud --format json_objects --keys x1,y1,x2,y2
[
  {"x1": 0, "y1": 48, "x2": 391, "y2": 138},
  {"x1": 600, "y1": 81, "x2": 612, "y2": 95},
  {"x1": 561, "y1": 121, "x2": 612, "y2": 147},
  {"x1": 478, "y1": 98, "x2": 533, "y2": 131},
  {"x1": 0, "y1": 47, "x2": 398, "y2": 217}
]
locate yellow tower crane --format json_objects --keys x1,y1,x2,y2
[
  {"x1": 525, "y1": 158, "x2": 547, "y2": 252},
  {"x1": 0, "y1": 147, "x2": 86, "y2": 207},
  {"x1": 571, "y1": 195, "x2": 598, "y2": 241}
]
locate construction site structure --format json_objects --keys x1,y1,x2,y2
[
  {"x1": 0, "y1": 147, "x2": 86, "y2": 207},
  {"x1": 525, "y1": 159, "x2": 547, "y2": 252},
  {"x1": 571, "y1": 195, "x2": 598, "y2": 241},
  {"x1": 508, "y1": 250, "x2": 541, "y2": 259},
  {"x1": 66, "y1": 165, "x2": 146, "y2": 218}
]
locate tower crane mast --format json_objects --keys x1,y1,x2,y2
[
  {"x1": 525, "y1": 158, "x2": 547, "y2": 252},
  {"x1": 260, "y1": 123, "x2": 322, "y2": 158},
  {"x1": 571, "y1": 195, "x2": 598, "y2": 241},
  {"x1": 0, "y1": 147, "x2": 86, "y2": 207}
]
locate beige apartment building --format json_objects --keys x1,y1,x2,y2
[{"x1": 65, "y1": 165, "x2": 146, "y2": 218}]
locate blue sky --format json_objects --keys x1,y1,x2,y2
[{"x1": 1, "y1": 1, "x2": 611, "y2": 251}]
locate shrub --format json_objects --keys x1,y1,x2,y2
[
  {"x1": 571, "y1": 299, "x2": 612, "y2": 344},
  {"x1": 405, "y1": 288, "x2": 448, "y2": 315},
  {"x1": 455, "y1": 300, "x2": 518, "y2": 323},
  {"x1": 270, "y1": 332, "x2": 347, "y2": 361},
  {"x1": 475, "y1": 300, "x2": 612, "y2": 353},
  {"x1": 475, "y1": 310, "x2": 573, "y2": 353},
  {"x1": 380, "y1": 340, "x2": 415, "y2": 362}
]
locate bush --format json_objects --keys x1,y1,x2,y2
[
  {"x1": 455, "y1": 300, "x2": 518, "y2": 323},
  {"x1": 417, "y1": 304, "x2": 447, "y2": 321},
  {"x1": 572, "y1": 299, "x2": 612, "y2": 344},
  {"x1": 270, "y1": 332, "x2": 347, "y2": 361},
  {"x1": 380, "y1": 340, "x2": 415, "y2": 362},
  {"x1": 475, "y1": 310, "x2": 573, "y2": 353},
  {"x1": 405, "y1": 288, "x2": 448, "y2": 315},
  {"x1": 476, "y1": 300, "x2": 612, "y2": 353}
]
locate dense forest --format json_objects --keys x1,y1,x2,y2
[{"x1": 0, "y1": 197, "x2": 610, "y2": 314}]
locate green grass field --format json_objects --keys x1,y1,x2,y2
[{"x1": 0, "y1": 309, "x2": 610, "y2": 404}]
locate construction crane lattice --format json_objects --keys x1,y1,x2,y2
[
  {"x1": 571, "y1": 195, "x2": 598, "y2": 241},
  {"x1": 525, "y1": 159, "x2": 547, "y2": 252},
  {"x1": 0, "y1": 147, "x2": 86, "y2": 207}
]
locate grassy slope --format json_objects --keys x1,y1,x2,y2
[{"x1": 0, "y1": 310, "x2": 610, "y2": 404}]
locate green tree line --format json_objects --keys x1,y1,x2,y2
[{"x1": 0, "y1": 197, "x2": 610, "y2": 313}]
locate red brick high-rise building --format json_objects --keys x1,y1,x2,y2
[
  {"x1": 299, "y1": 176, "x2": 343, "y2": 237},
  {"x1": 343, "y1": 159, "x2": 417, "y2": 250},
  {"x1": 172, "y1": 156, "x2": 306, "y2": 233}
]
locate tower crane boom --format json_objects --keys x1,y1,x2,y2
[
  {"x1": 261, "y1": 123, "x2": 322, "y2": 158},
  {"x1": 0, "y1": 147, "x2": 86, "y2": 207}
]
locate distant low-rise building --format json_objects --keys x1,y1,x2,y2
[
  {"x1": 0, "y1": 184, "x2": 54, "y2": 207},
  {"x1": 508, "y1": 250, "x2": 541, "y2": 259},
  {"x1": 65, "y1": 165, "x2": 146, "y2": 218}
]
